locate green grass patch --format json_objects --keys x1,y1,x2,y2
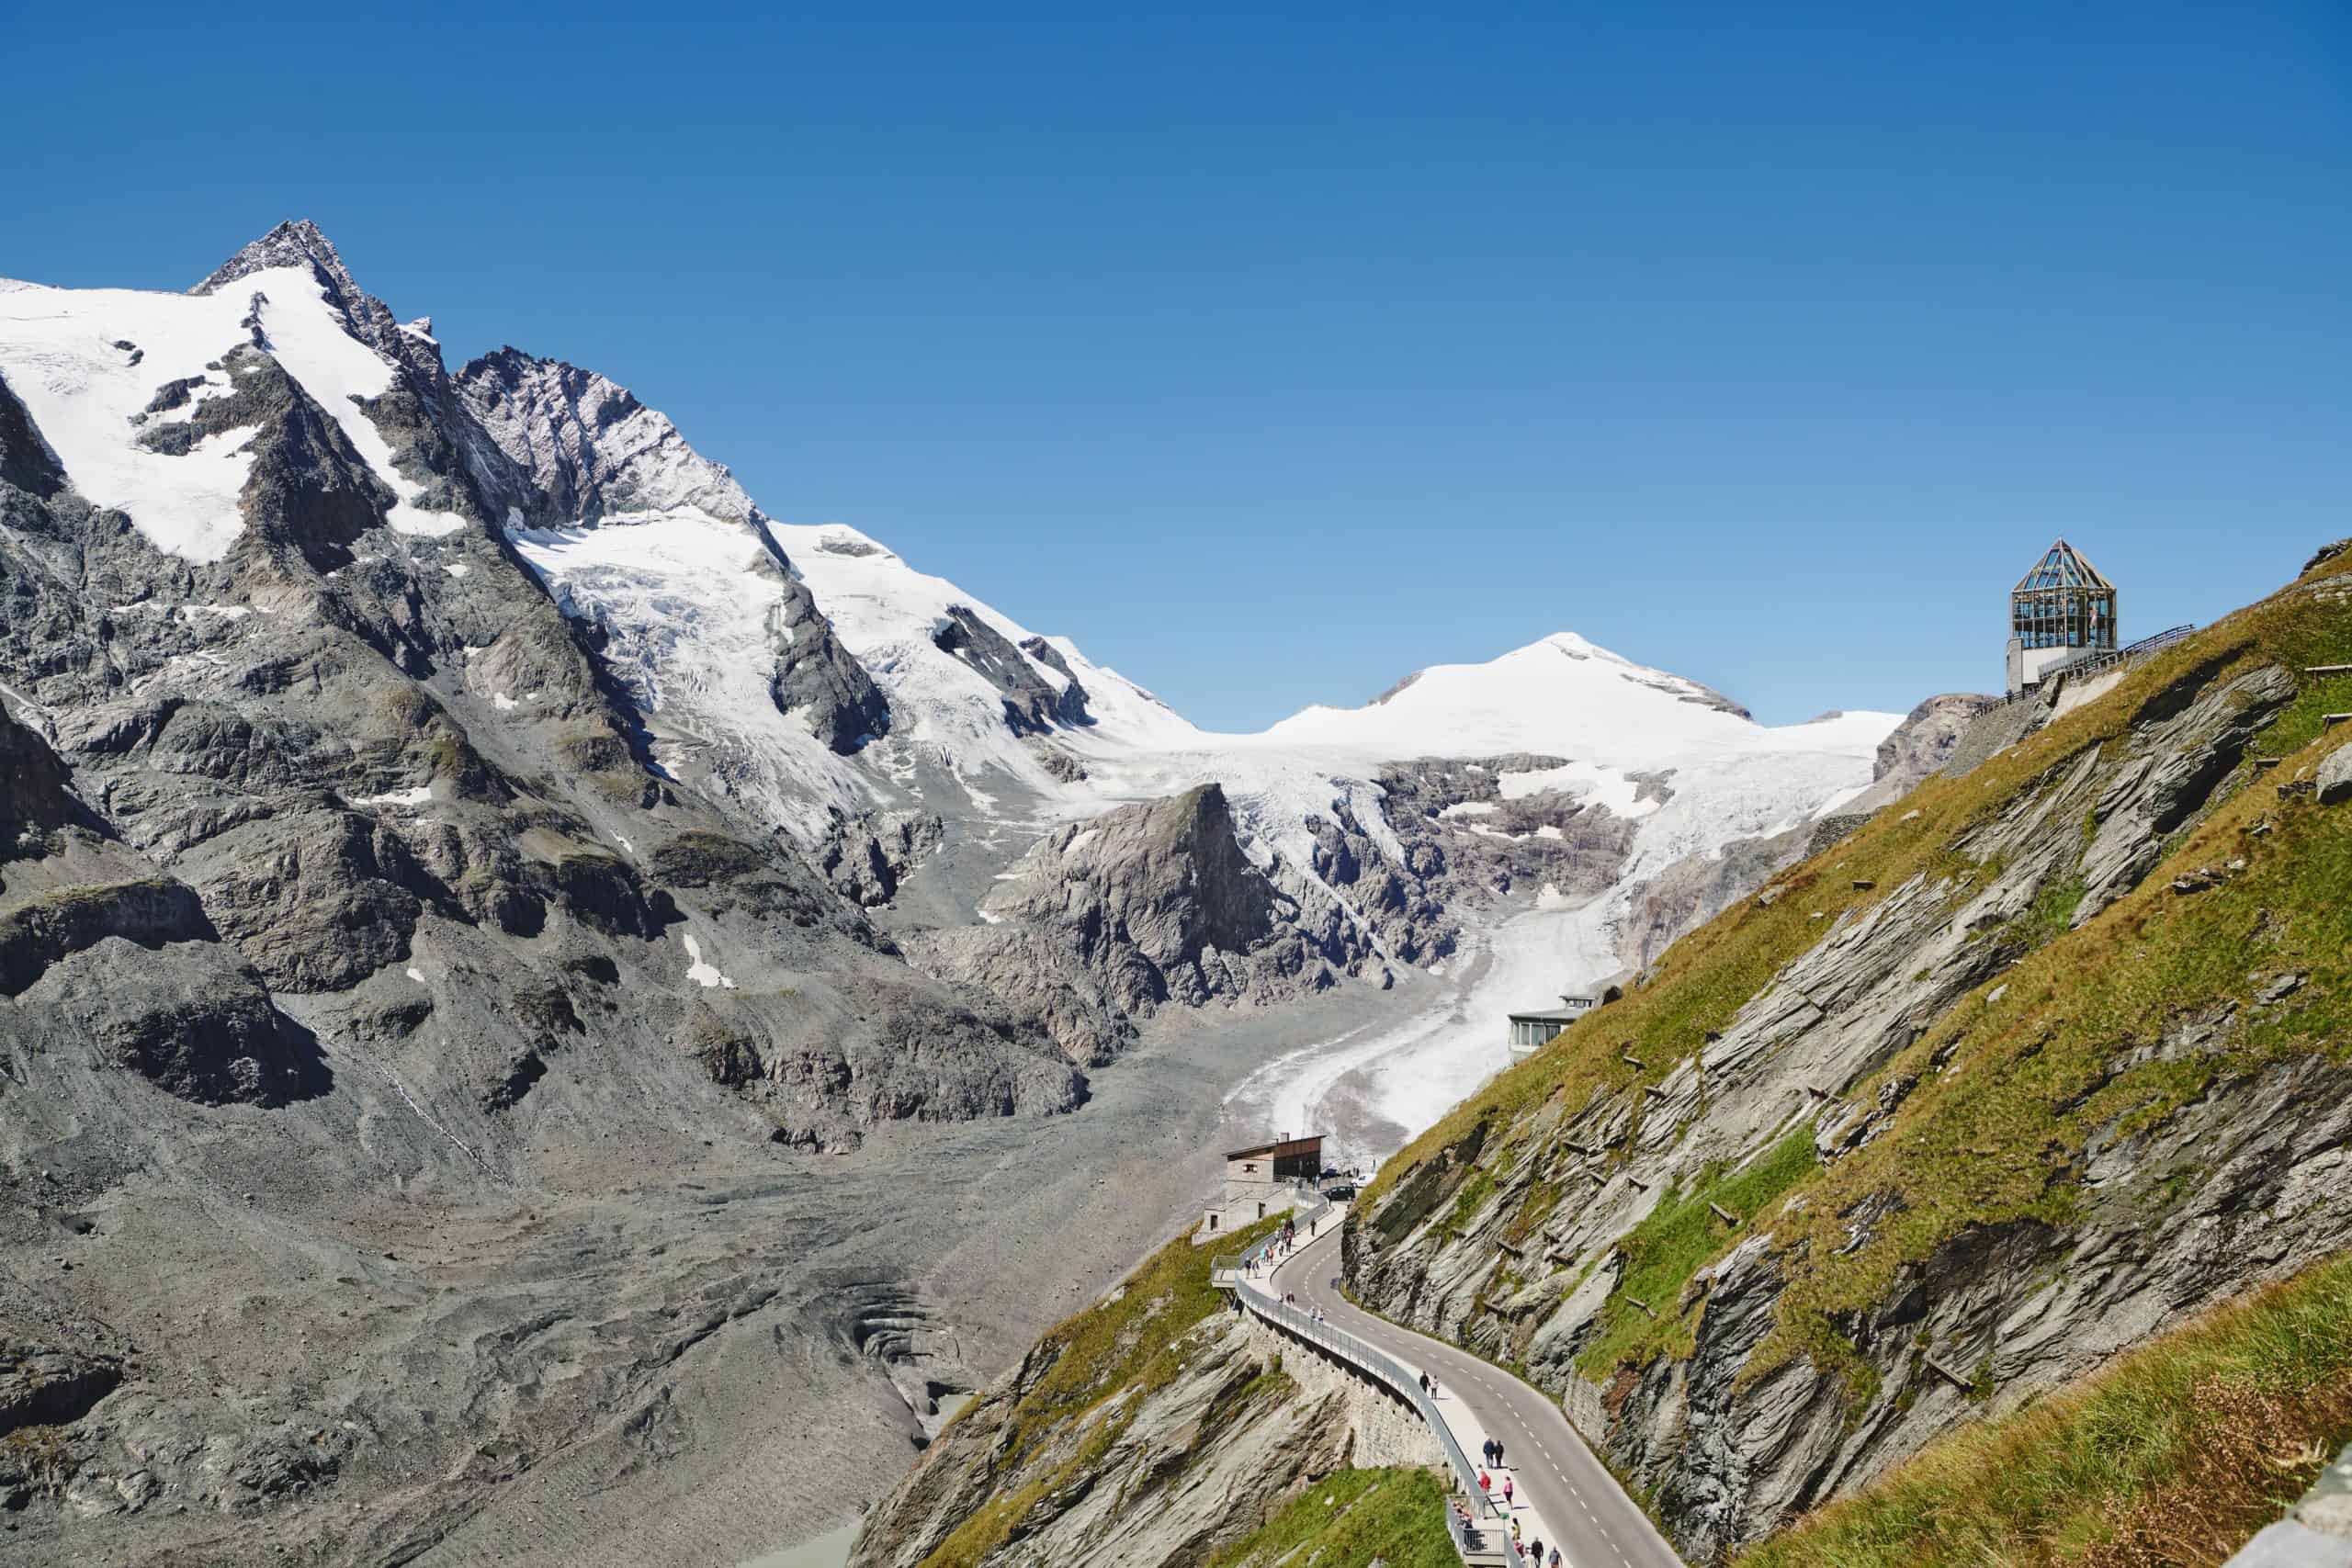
[
  {"x1": 1205, "y1": 1466, "x2": 1460, "y2": 1568},
  {"x1": 1576, "y1": 1130, "x2": 1819, "y2": 1376},
  {"x1": 1443, "y1": 1168, "x2": 1496, "y2": 1235},
  {"x1": 1736, "y1": 1250, "x2": 2352, "y2": 1568}
]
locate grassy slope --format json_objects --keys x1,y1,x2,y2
[
  {"x1": 1736, "y1": 1251, "x2": 2352, "y2": 1568},
  {"x1": 916, "y1": 1214, "x2": 1287, "y2": 1568},
  {"x1": 1204, "y1": 1467, "x2": 1460, "y2": 1568},
  {"x1": 1362, "y1": 549, "x2": 2352, "y2": 1396}
]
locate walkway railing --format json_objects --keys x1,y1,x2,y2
[
  {"x1": 1210, "y1": 1191, "x2": 1333, "y2": 1283},
  {"x1": 1217, "y1": 1220, "x2": 1501, "y2": 1531},
  {"x1": 2003, "y1": 624, "x2": 2197, "y2": 705}
]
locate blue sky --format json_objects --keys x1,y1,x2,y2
[{"x1": 9, "y1": 2, "x2": 2348, "y2": 728}]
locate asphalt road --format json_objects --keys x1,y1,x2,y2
[{"x1": 1261, "y1": 1225, "x2": 1686, "y2": 1568}]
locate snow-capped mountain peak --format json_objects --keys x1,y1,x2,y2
[
  {"x1": 0, "y1": 232, "x2": 473, "y2": 560},
  {"x1": 0, "y1": 221, "x2": 1902, "y2": 993}
]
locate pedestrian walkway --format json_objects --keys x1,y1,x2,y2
[{"x1": 1257, "y1": 1224, "x2": 1686, "y2": 1568}]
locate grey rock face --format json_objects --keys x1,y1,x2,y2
[
  {"x1": 931, "y1": 605, "x2": 1081, "y2": 736},
  {"x1": 1018, "y1": 635, "x2": 1094, "y2": 726},
  {"x1": 2073, "y1": 660, "x2": 2294, "y2": 921},
  {"x1": 2318, "y1": 742, "x2": 2352, "y2": 807},
  {"x1": 32, "y1": 939, "x2": 325, "y2": 1106},
  {"x1": 0, "y1": 227, "x2": 1123, "y2": 1560},
  {"x1": 818, "y1": 810, "x2": 944, "y2": 908},
  {"x1": 191, "y1": 220, "x2": 403, "y2": 356},
  {"x1": 1347, "y1": 643, "x2": 2320, "y2": 1560},
  {"x1": 1869, "y1": 693, "x2": 2002, "y2": 791},
  {"x1": 191, "y1": 221, "x2": 543, "y2": 536},
  {"x1": 0, "y1": 373, "x2": 66, "y2": 500},
  {"x1": 772, "y1": 570, "x2": 894, "y2": 752},
  {"x1": 1341, "y1": 754, "x2": 1642, "y2": 965},
  {"x1": 457, "y1": 347, "x2": 891, "y2": 754},
  {"x1": 910, "y1": 783, "x2": 1358, "y2": 1063}
]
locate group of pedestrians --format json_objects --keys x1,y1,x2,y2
[
  {"x1": 1238, "y1": 1213, "x2": 1568, "y2": 1566},
  {"x1": 1478, "y1": 1434, "x2": 1564, "y2": 1565}
]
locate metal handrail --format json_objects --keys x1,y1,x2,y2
[
  {"x1": 1229, "y1": 1256, "x2": 1500, "y2": 1522},
  {"x1": 1210, "y1": 1193, "x2": 1335, "y2": 1281},
  {"x1": 2002, "y1": 623, "x2": 2196, "y2": 705}
]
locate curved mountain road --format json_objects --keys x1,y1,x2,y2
[{"x1": 1260, "y1": 1224, "x2": 1685, "y2": 1568}]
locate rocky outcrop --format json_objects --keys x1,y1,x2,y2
[
  {"x1": 1285, "y1": 754, "x2": 1648, "y2": 970},
  {"x1": 1878, "y1": 692, "x2": 2000, "y2": 782},
  {"x1": 817, "y1": 809, "x2": 946, "y2": 908},
  {"x1": 0, "y1": 371, "x2": 66, "y2": 500},
  {"x1": 1344, "y1": 581, "x2": 2352, "y2": 1561},
  {"x1": 1018, "y1": 635, "x2": 1094, "y2": 727},
  {"x1": 2317, "y1": 741, "x2": 2352, "y2": 807},
  {"x1": 931, "y1": 605, "x2": 1084, "y2": 736},
  {"x1": 0, "y1": 227, "x2": 1123, "y2": 1562},
  {"x1": 909, "y1": 784, "x2": 1362, "y2": 1063},
  {"x1": 458, "y1": 346, "x2": 890, "y2": 754},
  {"x1": 851, "y1": 1299, "x2": 1352, "y2": 1568}
]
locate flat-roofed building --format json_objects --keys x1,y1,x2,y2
[
  {"x1": 1200, "y1": 1134, "x2": 1324, "y2": 1235},
  {"x1": 1507, "y1": 994, "x2": 1595, "y2": 1057}
]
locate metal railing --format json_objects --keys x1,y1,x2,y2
[
  {"x1": 2003, "y1": 624, "x2": 2196, "y2": 705},
  {"x1": 1210, "y1": 1192, "x2": 1334, "y2": 1283},
  {"x1": 1222, "y1": 1239, "x2": 1500, "y2": 1526}
]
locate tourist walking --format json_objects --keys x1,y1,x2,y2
[
  {"x1": 1495, "y1": 1437, "x2": 1506, "y2": 1467},
  {"x1": 1503, "y1": 1474, "x2": 1514, "y2": 1506},
  {"x1": 1477, "y1": 1469, "x2": 1491, "y2": 1499}
]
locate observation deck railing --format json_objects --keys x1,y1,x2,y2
[{"x1": 2004, "y1": 624, "x2": 2196, "y2": 705}]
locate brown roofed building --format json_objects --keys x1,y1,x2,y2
[{"x1": 1200, "y1": 1134, "x2": 1325, "y2": 1235}]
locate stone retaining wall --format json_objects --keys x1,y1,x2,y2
[{"x1": 1237, "y1": 1312, "x2": 1442, "y2": 1472}]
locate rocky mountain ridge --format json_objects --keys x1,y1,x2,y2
[
  {"x1": 1341, "y1": 547, "x2": 2352, "y2": 1560},
  {"x1": 0, "y1": 220, "x2": 1914, "y2": 1565}
]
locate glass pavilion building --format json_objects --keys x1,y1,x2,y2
[{"x1": 2006, "y1": 539, "x2": 2117, "y2": 697}]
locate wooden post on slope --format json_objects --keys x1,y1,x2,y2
[{"x1": 1921, "y1": 1354, "x2": 1976, "y2": 1392}]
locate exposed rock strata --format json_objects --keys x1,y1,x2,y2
[
  {"x1": 850, "y1": 1312, "x2": 1354, "y2": 1568},
  {"x1": 1346, "y1": 627, "x2": 2344, "y2": 1561},
  {"x1": 931, "y1": 605, "x2": 1085, "y2": 736}
]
